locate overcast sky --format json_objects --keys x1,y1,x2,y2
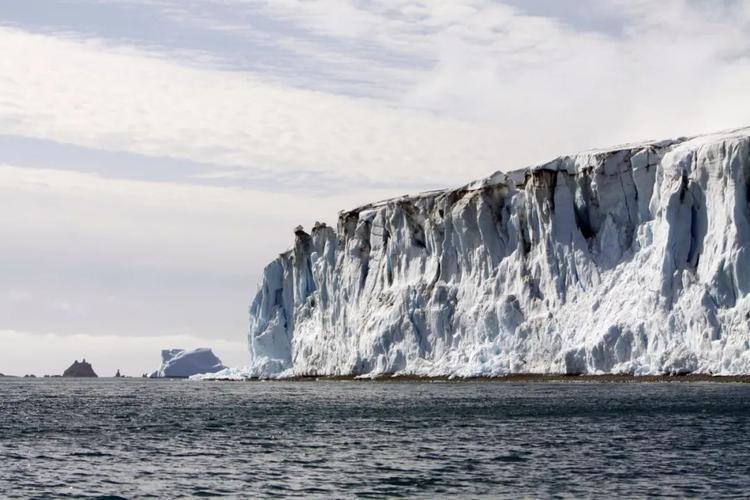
[{"x1": 1, "y1": 0, "x2": 749, "y2": 376}]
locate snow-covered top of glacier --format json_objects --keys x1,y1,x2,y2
[{"x1": 336, "y1": 125, "x2": 750, "y2": 220}]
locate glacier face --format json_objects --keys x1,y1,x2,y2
[{"x1": 245, "y1": 128, "x2": 750, "y2": 378}]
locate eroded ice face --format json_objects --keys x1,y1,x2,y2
[{"x1": 236, "y1": 127, "x2": 750, "y2": 379}]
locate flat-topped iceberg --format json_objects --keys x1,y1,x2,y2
[
  {"x1": 151, "y1": 348, "x2": 226, "y2": 378},
  {"x1": 230, "y1": 127, "x2": 750, "y2": 379}
]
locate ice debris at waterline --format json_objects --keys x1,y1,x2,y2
[
  {"x1": 150, "y1": 348, "x2": 226, "y2": 378},
  {"x1": 219, "y1": 127, "x2": 750, "y2": 380}
]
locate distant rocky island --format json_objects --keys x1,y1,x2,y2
[{"x1": 63, "y1": 359, "x2": 98, "y2": 377}]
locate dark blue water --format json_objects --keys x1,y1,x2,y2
[{"x1": 1, "y1": 379, "x2": 749, "y2": 498}]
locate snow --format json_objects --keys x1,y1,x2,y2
[
  {"x1": 224, "y1": 127, "x2": 750, "y2": 379},
  {"x1": 150, "y1": 348, "x2": 226, "y2": 378}
]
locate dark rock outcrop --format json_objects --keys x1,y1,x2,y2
[{"x1": 63, "y1": 359, "x2": 98, "y2": 377}]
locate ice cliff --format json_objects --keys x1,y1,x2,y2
[
  {"x1": 242, "y1": 127, "x2": 750, "y2": 378},
  {"x1": 151, "y1": 348, "x2": 226, "y2": 378}
]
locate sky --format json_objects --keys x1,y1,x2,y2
[{"x1": 1, "y1": 0, "x2": 749, "y2": 376}]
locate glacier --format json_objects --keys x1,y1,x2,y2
[
  {"x1": 231, "y1": 127, "x2": 750, "y2": 379},
  {"x1": 150, "y1": 348, "x2": 226, "y2": 378}
]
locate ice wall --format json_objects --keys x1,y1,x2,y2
[{"x1": 247, "y1": 128, "x2": 750, "y2": 377}]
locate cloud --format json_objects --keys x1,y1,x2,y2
[
  {"x1": 246, "y1": 0, "x2": 750, "y2": 143},
  {"x1": 7, "y1": 290, "x2": 32, "y2": 302},
  {"x1": 0, "y1": 25, "x2": 517, "y2": 187},
  {"x1": 6, "y1": 0, "x2": 741, "y2": 180}
]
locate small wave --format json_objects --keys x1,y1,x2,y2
[{"x1": 69, "y1": 451, "x2": 114, "y2": 457}]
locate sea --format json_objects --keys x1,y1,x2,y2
[{"x1": 1, "y1": 378, "x2": 749, "y2": 498}]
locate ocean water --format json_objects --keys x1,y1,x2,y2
[{"x1": 1, "y1": 379, "x2": 749, "y2": 498}]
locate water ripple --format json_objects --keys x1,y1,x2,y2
[{"x1": 1, "y1": 379, "x2": 749, "y2": 498}]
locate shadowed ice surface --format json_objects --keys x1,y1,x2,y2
[{"x1": 1, "y1": 379, "x2": 749, "y2": 498}]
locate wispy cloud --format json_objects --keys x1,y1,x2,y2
[
  {"x1": 0, "y1": 25, "x2": 517, "y2": 188},
  {"x1": 3, "y1": 1, "x2": 748, "y2": 193}
]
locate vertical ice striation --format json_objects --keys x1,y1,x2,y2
[{"x1": 246, "y1": 127, "x2": 750, "y2": 377}]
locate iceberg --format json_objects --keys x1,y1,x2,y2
[
  {"x1": 239, "y1": 127, "x2": 750, "y2": 378},
  {"x1": 150, "y1": 348, "x2": 226, "y2": 378}
]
